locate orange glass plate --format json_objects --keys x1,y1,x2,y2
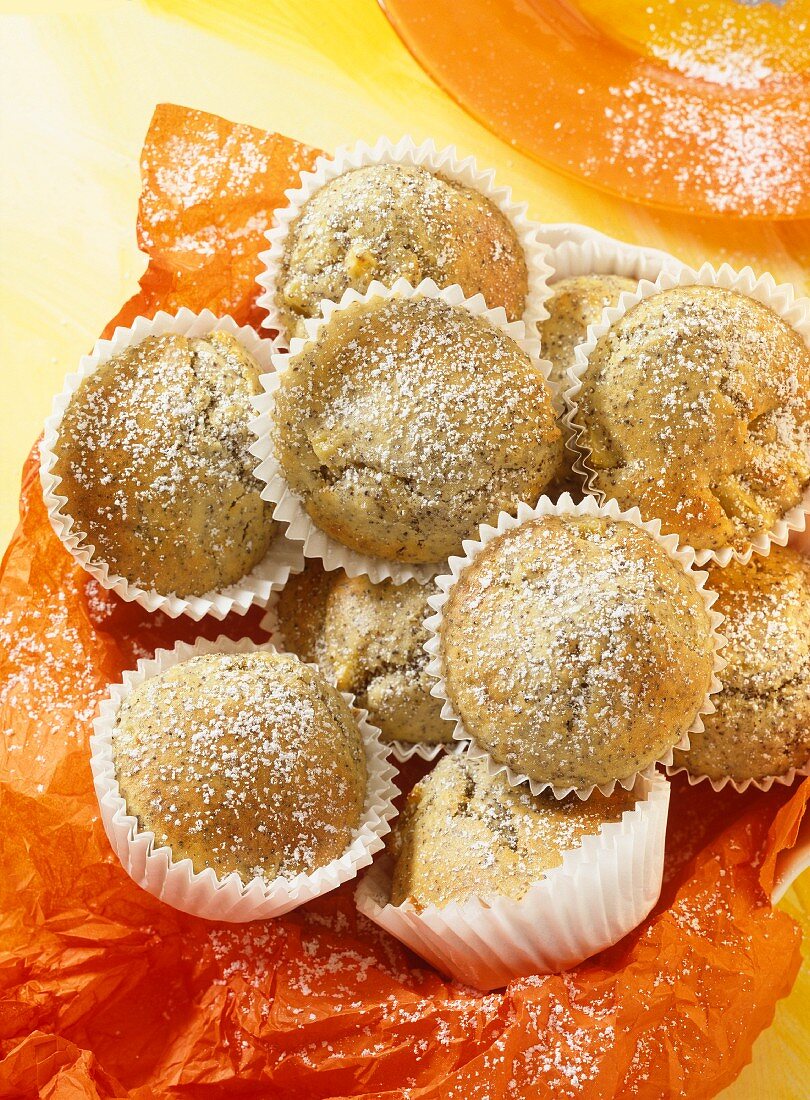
[{"x1": 382, "y1": 0, "x2": 810, "y2": 219}]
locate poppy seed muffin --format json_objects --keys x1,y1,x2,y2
[
  {"x1": 541, "y1": 275, "x2": 637, "y2": 498},
  {"x1": 440, "y1": 514, "x2": 716, "y2": 790},
  {"x1": 276, "y1": 561, "x2": 450, "y2": 745},
  {"x1": 541, "y1": 274, "x2": 637, "y2": 398},
  {"x1": 276, "y1": 163, "x2": 528, "y2": 340},
  {"x1": 52, "y1": 332, "x2": 277, "y2": 597},
  {"x1": 271, "y1": 295, "x2": 561, "y2": 563},
  {"x1": 575, "y1": 285, "x2": 810, "y2": 553},
  {"x1": 390, "y1": 754, "x2": 637, "y2": 908},
  {"x1": 672, "y1": 546, "x2": 810, "y2": 783},
  {"x1": 113, "y1": 651, "x2": 368, "y2": 883}
]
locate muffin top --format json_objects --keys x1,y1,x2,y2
[
  {"x1": 673, "y1": 545, "x2": 810, "y2": 783},
  {"x1": 53, "y1": 332, "x2": 277, "y2": 598},
  {"x1": 390, "y1": 754, "x2": 638, "y2": 908},
  {"x1": 276, "y1": 163, "x2": 529, "y2": 339},
  {"x1": 113, "y1": 650, "x2": 367, "y2": 883},
  {"x1": 271, "y1": 294, "x2": 561, "y2": 564},
  {"x1": 575, "y1": 285, "x2": 810, "y2": 553},
  {"x1": 276, "y1": 561, "x2": 450, "y2": 745},
  {"x1": 440, "y1": 514, "x2": 716, "y2": 790},
  {"x1": 541, "y1": 274, "x2": 637, "y2": 398}
]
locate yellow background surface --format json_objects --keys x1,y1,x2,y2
[{"x1": 0, "y1": 1, "x2": 806, "y2": 1095}]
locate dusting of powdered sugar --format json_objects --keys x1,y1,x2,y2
[
  {"x1": 53, "y1": 332, "x2": 274, "y2": 594},
  {"x1": 112, "y1": 651, "x2": 366, "y2": 883},
  {"x1": 275, "y1": 295, "x2": 558, "y2": 560},
  {"x1": 278, "y1": 163, "x2": 526, "y2": 326},
  {"x1": 580, "y1": 286, "x2": 810, "y2": 550},
  {"x1": 441, "y1": 516, "x2": 714, "y2": 786}
]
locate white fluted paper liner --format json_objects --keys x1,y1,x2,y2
[
  {"x1": 676, "y1": 762, "x2": 810, "y2": 814},
  {"x1": 89, "y1": 634, "x2": 399, "y2": 921},
  {"x1": 355, "y1": 771, "x2": 670, "y2": 990},
  {"x1": 257, "y1": 135, "x2": 554, "y2": 348},
  {"x1": 40, "y1": 308, "x2": 303, "y2": 621},
  {"x1": 564, "y1": 262, "x2": 810, "y2": 567},
  {"x1": 666, "y1": 758, "x2": 810, "y2": 796},
  {"x1": 537, "y1": 228, "x2": 690, "y2": 478},
  {"x1": 386, "y1": 740, "x2": 466, "y2": 764},
  {"x1": 542, "y1": 230, "x2": 686, "y2": 409},
  {"x1": 249, "y1": 276, "x2": 553, "y2": 585},
  {"x1": 540, "y1": 227, "x2": 687, "y2": 287},
  {"x1": 260, "y1": 592, "x2": 466, "y2": 764},
  {"x1": 423, "y1": 493, "x2": 727, "y2": 801}
]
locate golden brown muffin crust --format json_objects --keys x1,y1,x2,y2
[
  {"x1": 540, "y1": 275, "x2": 636, "y2": 499},
  {"x1": 53, "y1": 332, "x2": 277, "y2": 597},
  {"x1": 276, "y1": 163, "x2": 528, "y2": 340},
  {"x1": 390, "y1": 754, "x2": 638, "y2": 908},
  {"x1": 276, "y1": 561, "x2": 451, "y2": 745},
  {"x1": 440, "y1": 515, "x2": 716, "y2": 789},
  {"x1": 673, "y1": 545, "x2": 810, "y2": 782},
  {"x1": 113, "y1": 651, "x2": 367, "y2": 883},
  {"x1": 272, "y1": 295, "x2": 561, "y2": 563},
  {"x1": 576, "y1": 286, "x2": 810, "y2": 553},
  {"x1": 541, "y1": 274, "x2": 637, "y2": 397},
  {"x1": 274, "y1": 561, "x2": 334, "y2": 664}
]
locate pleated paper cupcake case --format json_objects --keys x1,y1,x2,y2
[
  {"x1": 90, "y1": 634, "x2": 400, "y2": 921},
  {"x1": 257, "y1": 135, "x2": 555, "y2": 348},
  {"x1": 355, "y1": 770, "x2": 670, "y2": 990},
  {"x1": 423, "y1": 493, "x2": 727, "y2": 801},
  {"x1": 40, "y1": 308, "x2": 303, "y2": 621},
  {"x1": 563, "y1": 262, "x2": 810, "y2": 569}
]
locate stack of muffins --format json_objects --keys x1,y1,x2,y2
[{"x1": 42, "y1": 139, "x2": 810, "y2": 984}]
